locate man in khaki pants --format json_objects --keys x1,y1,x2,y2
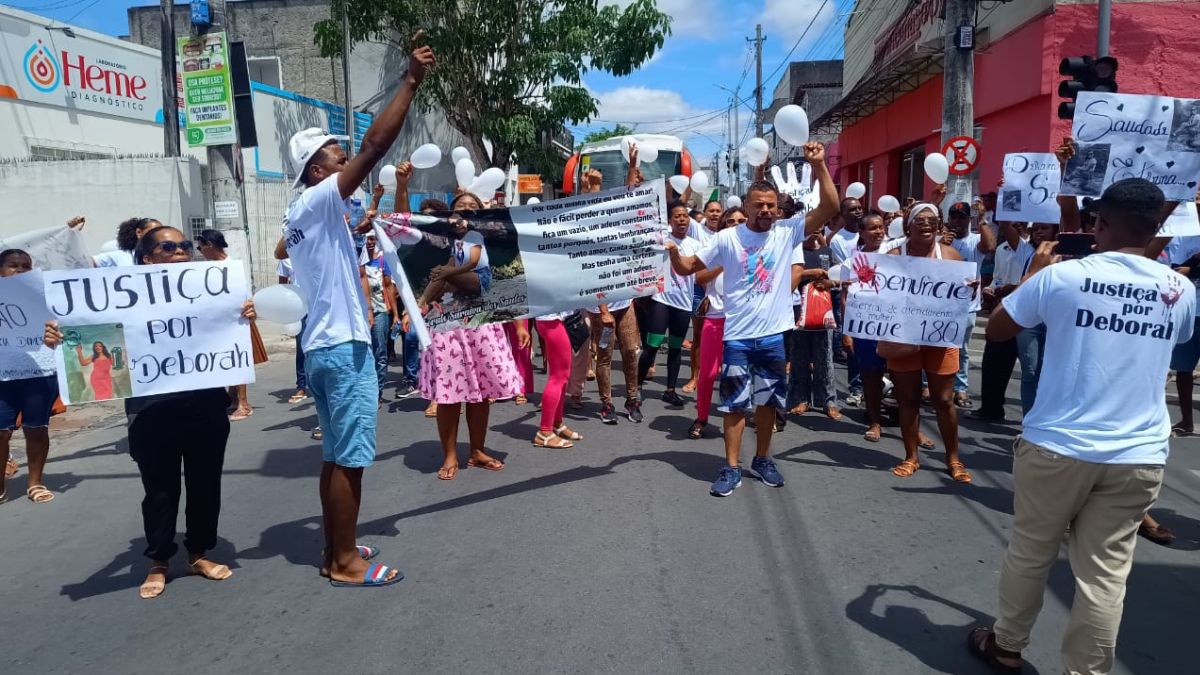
[{"x1": 969, "y1": 178, "x2": 1196, "y2": 674}]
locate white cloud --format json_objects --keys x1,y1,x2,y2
[
  {"x1": 759, "y1": 0, "x2": 838, "y2": 46},
  {"x1": 603, "y1": 0, "x2": 723, "y2": 39},
  {"x1": 590, "y1": 86, "x2": 731, "y2": 152}
]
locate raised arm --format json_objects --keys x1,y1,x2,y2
[
  {"x1": 337, "y1": 34, "x2": 434, "y2": 198},
  {"x1": 665, "y1": 240, "x2": 707, "y2": 276},
  {"x1": 803, "y1": 142, "x2": 840, "y2": 235},
  {"x1": 976, "y1": 203, "x2": 997, "y2": 254},
  {"x1": 625, "y1": 145, "x2": 644, "y2": 188},
  {"x1": 1055, "y1": 137, "x2": 1081, "y2": 233},
  {"x1": 394, "y1": 161, "x2": 413, "y2": 212}
]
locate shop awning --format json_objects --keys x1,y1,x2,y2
[{"x1": 809, "y1": 47, "x2": 944, "y2": 137}]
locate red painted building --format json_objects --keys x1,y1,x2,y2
[{"x1": 813, "y1": 0, "x2": 1200, "y2": 204}]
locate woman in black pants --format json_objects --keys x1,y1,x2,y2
[
  {"x1": 46, "y1": 225, "x2": 255, "y2": 599},
  {"x1": 637, "y1": 201, "x2": 700, "y2": 406}
]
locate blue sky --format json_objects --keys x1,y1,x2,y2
[{"x1": 13, "y1": 0, "x2": 851, "y2": 165}]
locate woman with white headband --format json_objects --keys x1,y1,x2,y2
[{"x1": 884, "y1": 202, "x2": 973, "y2": 484}]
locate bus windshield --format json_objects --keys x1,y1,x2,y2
[{"x1": 581, "y1": 150, "x2": 681, "y2": 191}]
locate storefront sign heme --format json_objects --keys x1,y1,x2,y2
[
  {"x1": 0, "y1": 17, "x2": 163, "y2": 122},
  {"x1": 873, "y1": 0, "x2": 945, "y2": 67}
]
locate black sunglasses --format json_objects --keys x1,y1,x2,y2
[{"x1": 154, "y1": 240, "x2": 195, "y2": 255}]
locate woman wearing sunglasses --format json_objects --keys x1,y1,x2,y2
[{"x1": 45, "y1": 226, "x2": 255, "y2": 598}]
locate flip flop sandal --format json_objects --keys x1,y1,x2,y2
[
  {"x1": 825, "y1": 407, "x2": 843, "y2": 420},
  {"x1": 688, "y1": 420, "x2": 707, "y2": 439},
  {"x1": 863, "y1": 428, "x2": 882, "y2": 442},
  {"x1": 555, "y1": 425, "x2": 583, "y2": 441},
  {"x1": 139, "y1": 566, "x2": 169, "y2": 600},
  {"x1": 1171, "y1": 424, "x2": 1193, "y2": 437},
  {"x1": 228, "y1": 410, "x2": 254, "y2": 422},
  {"x1": 288, "y1": 392, "x2": 308, "y2": 404},
  {"x1": 514, "y1": 394, "x2": 527, "y2": 405},
  {"x1": 188, "y1": 557, "x2": 233, "y2": 580},
  {"x1": 789, "y1": 404, "x2": 809, "y2": 416},
  {"x1": 534, "y1": 432, "x2": 573, "y2": 449},
  {"x1": 681, "y1": 381, "x2": 697, "y2": 394},
  {"x1": 321, "y1": 545, "x2": 381, "y2": 562},
  {"x1": 26, "y1": 484, "x2": 54, "y2": 503},
  {"x1": 1138, "y1": 522, "x2": 1176, "y2": 546},
  {"x1": 424, "y1": 403, "x2": 438, "y2": 418},
  {"x1": 5, "y1": 458, "x2": 18, "y2": 478},
  {"x1": 437, "y1": 465, "x2": 458, "y2": 481},
  {"x1": 467, "y1": 457, "x2": 505, "y2": 472},
  {"x1": 329, "y1": 563, "x2": 404, "y2": 588},
  {"x1": 948, "y1": 461, "x2": 973, "y2": 484},
  {"x1": 966, "y1": 627, "x2": 1023, "y2": 673},
  {"x1": 918, "y1": 436, "x2": 936, "y2": 450},
  {"x1": 892, "y1": 460, "x2": 920, "y2": 478},
  {"x1": 954, "y1": 394, "x2": 973, "y2": 409}
]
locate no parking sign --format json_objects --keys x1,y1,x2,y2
[{"x1": 942, "y1": 136, "x2": 981, "y2": 176}]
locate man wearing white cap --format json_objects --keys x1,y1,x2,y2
[{"x1": 283, "y1": 33, "x2": 434, "y2": 588}]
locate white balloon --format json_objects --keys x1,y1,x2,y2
[
  {"x1": 639, "y1": 145, "x2": 659, "y2": 164},
  {"x1": 827, "y1": 264, "x2": 844, "y2": 283},
  {"x1": 774, "y1": 104, "x2": 810, "y2": 146},
  {"x1": 281, "y1": 321, "x2": 304, "y2": 338},
  {"x1": 846, "y1": 182, "x2": 867, "y2": 200},
  {"x1": 877, "y1": 195, "x2": 901, "y2": 213},
  {"x1": 668, "y1": 175, "x2": 690, "y2": 193},
  {"x1": 526, "y1": 197, "x2": 541, "y2": 204},
  {"x1": 475, "y1": 167, "x2": 507, "y2": 194},
  {"x1": 689, "y1": 170, "x2": 710, "y2": 194},
  {"x1": 450, "y1": 146, "x2": 470, "y2": 164},
  {"x1": 455, "y1": 158, "x2": 476, "y2": 188},
  {"x1": 726, "y1": 195, "x2": 742, "y2": 208},
  {"x1": 378, "y1": 164, "x2": 397, "y2": 188},
  {"x1": 410, "y1": 143, "x2": 442, "y2": 169},
  {"x1": 742, "y1": 137, "x2": 770, "y2": 167},
  {"x1": 923, "y1": 152, "x2": 950, "y2": 184},
  {"x1": 888, "y1": 216, "x2": 905, "y2": 240},
  {"x1": 252, "y1": 284, "x2": 307, "y2": 324},
  {"x1": 99, "y1": 239, "x2": 119, "y2": 253},
  {"x1": 620, "y1": 136, "x2": 636, "y2": 162}
]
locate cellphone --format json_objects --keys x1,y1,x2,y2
[{"x1": 1056, "y1": 233, "x2": 1096, "y2": 258}]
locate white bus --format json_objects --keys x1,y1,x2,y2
[{"x1": 562, "y1": 134, "x2": 698, "y2": 194}]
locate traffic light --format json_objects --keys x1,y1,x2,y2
[{"x1": 1058, "y1": 56, "x2": 1119, "y2": 120}]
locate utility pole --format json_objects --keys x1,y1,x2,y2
[
  {"x1": 1097, "y1": 0, "x2": 1112, "y2": 56},
  {"x1": 940, "y1": 0, "x2": 976, "y2": 204},
  {"x1": 341, "y1": 6, "x2": 353, "y2": 159},
  {"x1": 192, "y1": 0, "x2": 250, "y2": 275},
  {"x1": 733, "y1": 95, "x2": 741, "y2": 196},
  {"x1": 749, "y1": 24, "x2": 765, "y2": 138},
  {"x1": 159, "y1": 0, "x2": 179, "y2": 156},
  {"x1": 726, "y1": 106, "x2": 734, "y2": 195}
]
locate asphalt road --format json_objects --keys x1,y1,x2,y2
[{"x1": 2, "y1": 329, "x2": 1199, "y2": 675}]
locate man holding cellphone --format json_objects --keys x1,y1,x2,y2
[{"x1": 969, "y1": 178, "x2": 1194, "y2": 674}]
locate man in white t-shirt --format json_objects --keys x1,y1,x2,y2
[
  {"x1": 974, "y1": 219, "x2": 1037, "y2": 421},
  {"x1": 283, "y1": 35, "x2": 433, "y2": 589},
  {"x1": 969, "y1": 179, "x2": 1195, "y2": 674},
  {"x1": 666, "y1": 141, "x2": 839, "y2": 497},
  {"x1": 943, "y1": 201, "x2": 997, "y2": 407}
]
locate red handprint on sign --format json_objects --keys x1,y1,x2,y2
[{"x1": 852, "y1": 253, "x2": 879, "y2": 291}]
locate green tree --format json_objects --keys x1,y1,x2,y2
[
  {"x1": 315, "y1": 1, "x2": 670, "y2": 172},
  {"x1": 579, "y1": 124, "x2": 635, "y2": 149}
]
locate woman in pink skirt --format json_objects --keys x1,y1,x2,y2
[{"x1": 419, "y1": 321, "x2": 527, "y2": 480}]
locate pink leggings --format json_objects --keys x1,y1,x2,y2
[
  {"x1": 536, "y1": 319, "x2": 572, "y2": 432},
  {"x1": 504, "y1": 320, "x2": 534, "y2": 393},
  {"x1": 696, "y1": 317, "x2": 725, "y2": 423}
]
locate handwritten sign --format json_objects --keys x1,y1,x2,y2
[
  {"x1": 376, "y1": 179, "x2": 668, "y2": 331},
  {"x1": 998, "y1": 153, "x2": 1061, "y2": 223},
  {"x1": 42, "y1": 261, "x2": 254, "y2": 403},
  {"x1": 0, "y1": 271, "x2": 56, "y2": 381},
  {"x1": 843, "y1": 253, "x2": 978, "y2": 348},
  {"x1": 0, "y1": 226, "x2": 91, "y2": 271},
  {"x1": 1064, "y1": 92, "x2": 1200, "y2": 201}
]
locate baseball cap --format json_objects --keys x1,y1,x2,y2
[
  {"x1": 948, "y1": 202, "x2": 971, "y2": 218},
  {"x1": 288, "y1": 128, "x2": 346, "y2": 189},
  {"x1": 1087, "y1": 178, "x2": 1165, "y2": 219}
]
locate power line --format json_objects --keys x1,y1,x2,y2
[{"x1": 760, "y1": 0, "x2": 832, "y2": 88}]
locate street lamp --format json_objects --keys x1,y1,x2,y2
[{"x1": 45, "y1": 25, "x2": 76, "y2": 38}]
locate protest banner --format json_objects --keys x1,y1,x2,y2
[
  {"x1": 998, "y1": 153, "x2": 1061, "y2": 223},
  {"x1": 843, "y1": 253, "x2": 979, "y2": 348},
  {"x1": 0, "y1": 225, "x2": 90, "y2": 271},
  {"x1": 1159, "y1": 200, "x2": 1200, "y2": 237},
  {"x1": 1063, "y1": 92, "x2": 1200, "y2": 201},
  {"x1": 42, "y1": 261, "x2": 254, "y2": 403},
  {"x1": 0, "y1": 271, "x2": 56, "y2": 381},
  {"x1": 376, "y1": 179, "x2": 669, "y2": 332}
]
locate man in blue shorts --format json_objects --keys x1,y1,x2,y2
[
  {"x1": 665, "y1": 141, "x2": 839, "y2": 496},
  {"x1": 284, "y1": 34, "x2": 433, "y2": 586}
]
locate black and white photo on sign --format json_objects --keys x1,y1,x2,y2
[
  {"x1": 1168, "y1": 99, "x2": 1200, "y2": 153},
  {"x1": 1001, "y1": 190, "x2": 1021, "y2": 212},
  {"x1": 1062, "y1": 143, "x2": 1111, "y2": 195}
]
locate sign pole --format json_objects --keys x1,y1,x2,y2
[
  {"x1": 159, "y1": 0, "x2": 179, "y2": 157},
  {"x1": 940, "y1": 0, "x2": 977, "y2": 206}
]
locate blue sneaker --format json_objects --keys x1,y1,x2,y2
[
  {"x1": 750, "y1": 456, "x2": 784, "y2": 487},
  {"x1": 710, "y1": 466, "x2": 742, "y2": 497}
]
